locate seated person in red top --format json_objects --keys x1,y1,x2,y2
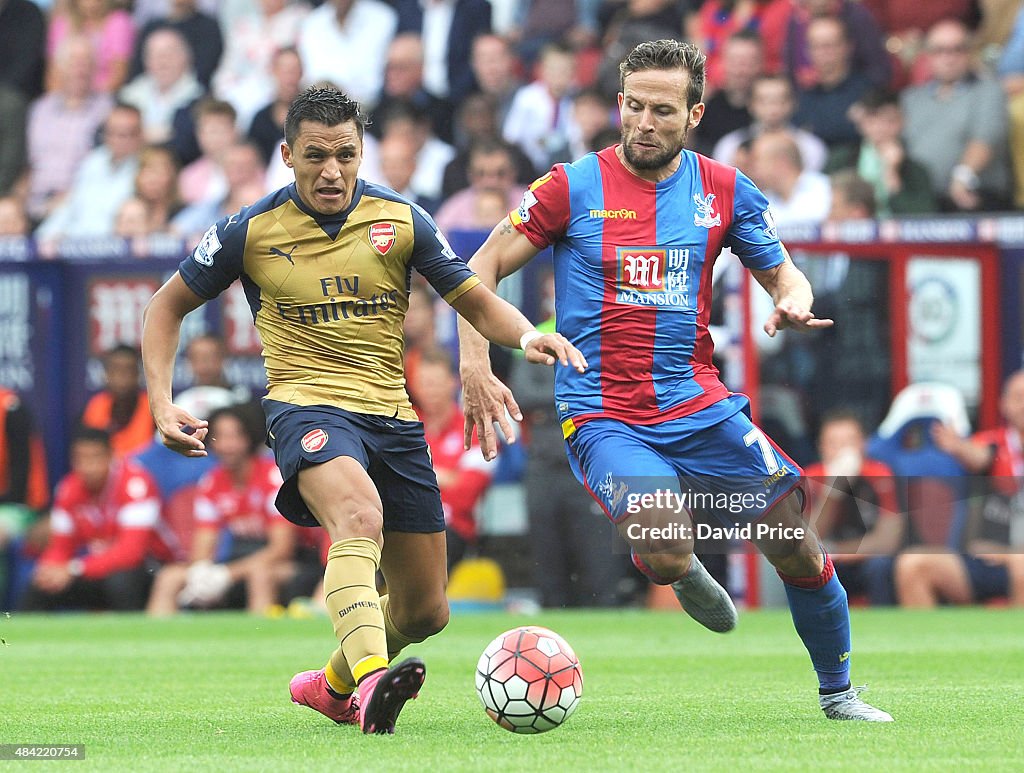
[
  {"x1": 146, "y1": 405, "x2": 295, "y2": 616},
  {"x1": 804, "y1": 410, "x2": 904, "y2": 605},
  {"x1": 20, "y1": 427, "x2": 162, "y2": 611},
  {"x1": 897, "y1": 371, "x2": 1024, "y2": 607},
  {"x1": 81, "y1": 344, "x2": 155, "y2": 457},
  {"x1": 408, "y1": 348, "x2": 492, "y2": 569}
]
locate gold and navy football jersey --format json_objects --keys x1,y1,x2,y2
[{"x1": 178, "y1": 179, "x2": 479, "y2": 420}]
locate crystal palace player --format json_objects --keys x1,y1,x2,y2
[
  {"x1": 142, "y1": 87, "x2": 585, "y2": 734},
  {"x1": 459, "y1": 40, "x2": 892, "y2": 721}
]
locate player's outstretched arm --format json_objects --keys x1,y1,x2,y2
[
  {"x1": 749, "y1": 248, "x2": 835, "y2": 337},
  {"x1": 142, "y1": 272, "x2": 210, "y2": 457},
  {"x1": 456, "y1": 217, "x2": 582, "y2": 460}
]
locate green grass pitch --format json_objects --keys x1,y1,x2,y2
[{"x1": 2, "y1": 608, "x2": 1022, "y2": 771}]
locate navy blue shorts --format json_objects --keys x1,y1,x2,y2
[
  {"x1": 263, "y1": 399, "x2": 444, "y2": 533},
  {"x1": 962, "y1": 555, "x2": 1009, "y2": 601}
]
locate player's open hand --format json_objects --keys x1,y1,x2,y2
[
  {"x1": 461, "y1": 368, "x2": 521, "y2": 462},
  {"x1": 153, "y1": 402, "x2": 209, "y2": 457},
  {"x1": 523, "y1": 333, "x2": 588, "y2": 373},
  {"x1": 763, "y1": 300, "x2": 834, "y2": 337}
]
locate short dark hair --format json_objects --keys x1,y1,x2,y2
[
  {"x1": 192, "y1": 97, "x2": 237, "y2": 125},
  {"x1": 819, "y1": 408, "x2": 866, "y2": 436},
  {"x1": 208, "y1": 403, "x2": 266, "y2": 456},
  {"x1": 619, "y1": 39, "x2": 706, "y2": 109},
  {"x1": 104, "y1": 343, "x2": 140, "y2": 363},
  {"x1": 858, "y1": 87, "x2": 900, "y2": 113},
  {"x1": 830, "y1": 170, "x2": 877, "y2": 217},
  {"x1": 284, "y1": 86, "x2": 367, "y2": 147},
  {"x1": 72, "y1": 425, "x2": 112, "y2": 450}
]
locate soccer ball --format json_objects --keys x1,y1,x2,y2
[{"x1": 475, "y1": 626, "x2": 583, "y2": 734}]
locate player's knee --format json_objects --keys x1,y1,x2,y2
[
  {"x1": 894, "y1": 553, "x2": 928, "y2": 585},
  {"x1": 319, "y1": 504, "x2": 384, "y2": 542}
]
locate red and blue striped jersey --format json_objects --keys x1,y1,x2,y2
[{"x1": 510, "y1": 145, "x2": 784, "y2": 435}]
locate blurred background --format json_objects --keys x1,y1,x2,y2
[{"x1": 1, "y1": 0, "x2": 1023, "y2": 617}]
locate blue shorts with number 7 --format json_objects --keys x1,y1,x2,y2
[{"x1": 564, "y1": 394, "x2": 803, "y2": 525}]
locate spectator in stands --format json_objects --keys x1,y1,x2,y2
[
  {"x1": 134, "y1": 145, "x2": 183, "y2": 236},
  {"x1": 377, "y1": 100, "x2": 455, "y2": 204},
  {"x1": 212, "y1": 0, "x2": 308, "y2": 129},
  {"x1": 896, "y1": 371, "x2": 1024, "y2": 607},
  {"x1": 0, "y1": 0, "x2": 46, "y2": 102},
  {"x1": 172, "y1": 142, "x2": 265, "y2": 238},
  {"x1": 35, "y1": 103, "x2": 143, "y2": 241},
  {"x1": 804, "y1": 410, "x2": 903, "y2": 606},
  {"x1": 998, "y1": 3, "x2": 1024, "y2": 208},
  {"x1": 860, "y1": 0, "x2": 974, "y2": 82},
  {"x1": 602, "y1": 0, "x2": 708, "y2": 97},
  {"x1": 901, "y1": 18, "x2": 1011, "y2": 211},
  {"x1": 26, "y1": 36, "x2": 113, "y2": 221},
  {"x1": 783, "y1": 0, "x2": 891, "y2": 89},
  {"x1": 176, "y1": 333, "x2": 251, "y2": 413},
  {"x1": 0, "y1": 385, "x2": 46, "y2": 511},
  {"x1": 0, "y1": 86, "x2": 27, "y2": 199},
  {"x1": 378, "y1": 134, "x2": 434, "y2": 211},
  {"x1": 503, "y1": 41, "x2": 577, "y2": 170},
  {"x1": 829, "y1": 88, "x2": 936, "y2": 216},
  {"x1": 408, "y1": 348, "x2": 491, "y2": 568},
  {"x1": 247, "y1": 47, "x2": 303, "y2": 166},
  {"x1": 403, "y1": 282, "x2": 437, "y2": 396},
  {"x1": 178, "y1": 99, "x2": 238, "y2": 207},
  {"x1": 20, "y1": 427, "x2": 162, "y2": 611},
  {"x1": 469, "y1": 33, "x2": 522, "y2": 130},
  {"x1": 146, "y1": 405, "x2": 294, "y2": 616},
  {"x1": 749, "y1": 130, "x2": 832, "y2": 225},
  {"x1": 567, "y1": 88, "x2": 616, "y2": 160},
  {"x1": 505, "y1": 0, "x2": 581, "y2": 70},
  {"x1": 0, "y1": 384, "x2": 46, "y2": 606},
  {"x1": 714, "y1": 74, "x2": 828, "y2": 171},
  {"x1": 375, "y1": 33, "x2": 453, "y2": 144},
  {"x1": 510, "y1": 272, "x2": 626, "y2": 607},
  {"x1": 129, "y1": 0, "x2": 222, "y2": 90},
  {"x1": 434, "y1": 140, "x2": 525, "y2": 233},
  {"x1": 826, "y1": 170, "x2": 875, "y2": 220},
  {"x1": 0, "y1": 197, "x2": 29, "y2": 237},
  {"x1": 47, "y1": 0, "x2": 136, "y2": 94},
  {"x1": 691, "y1": 0, "x2": 790, "y2": 94},
  {"x1": 81, "y1": 344, "x2": 154, "y2": 458},
  {"x1": 692, "y1": 29, "x2": 762, "y2": 156},
  {"x1": 113, "y1": 197, "x2": 156, "y2": 253},
  {"x1": 793, "y1": 16, "x2": 873, "y2": 153},
  {"x1": 441, "y1": 92, "x2": 536, "y2": 199},
  {"x1": 120, "y1": 27, "x2": 204, "y2": 144},
  {"x1": 297, "y1": 0, "x2": 398, "y2": 109},
  {"x1": 392, "y1": 0, "x2": 491, "y2": 106}
]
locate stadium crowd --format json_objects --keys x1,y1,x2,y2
[
  {"x1": 1, "y1": 0, "x2": 1024, "y2": 245},
  {"x1": 1, "y1": 0, "x2": 1023, "y2": 612}
]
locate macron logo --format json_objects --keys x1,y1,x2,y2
[{"x1": 589, "y1": 208, "x2": 637, "y2": 220}]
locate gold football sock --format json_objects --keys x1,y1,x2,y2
[
  {"x1": 323, "y1": 538, "x2": 388, "y2": 686},
  {"x1": 324, "y1": 593, "x2": 422, "y2": 692}
]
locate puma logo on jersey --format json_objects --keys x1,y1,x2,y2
[{"x1": 270, "y1": 245, "x2": 298, "y2": 264}]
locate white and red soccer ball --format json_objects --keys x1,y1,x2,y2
[{"x1": 475, "y1": 626, "x2": 583, "y2": 734}]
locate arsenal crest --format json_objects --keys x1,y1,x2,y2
[
  {"x1": 369, "y1": 222, "x2": 397, "y2": 256},
  {"x1": 301, "y1": 428, "x2": 329, "y2": 453}
]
